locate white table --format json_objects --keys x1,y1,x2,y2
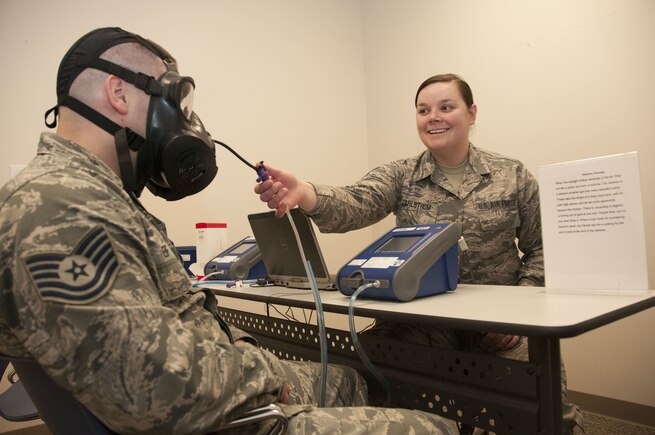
[{"x1": 202, "y1": 282, "x2": 655, "y2": 434}]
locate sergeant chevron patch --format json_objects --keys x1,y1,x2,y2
[{"x1": 24, "y1": 226, "x2": 119, "y2": 304}]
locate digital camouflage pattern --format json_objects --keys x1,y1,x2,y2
[
  {"x1": 307, "y1": 144, "x2": 583, "y2": 433},
  {"x1": 308, "y1": 144, "x2": 543, "y2": 287},
  {"x1": 280, "y1": 405, "x2": 459, "y2": 435},
  {"x1": 0, "y1": 132, "x2": 458, "y2": 434}
]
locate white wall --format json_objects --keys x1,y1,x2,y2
[{"x1": 1, "y1": 0, "x2": 653, "y2": 409}]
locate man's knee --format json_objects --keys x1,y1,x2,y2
[{"x1": 326, "y1": 363, "x2": 368, "y2": 406}]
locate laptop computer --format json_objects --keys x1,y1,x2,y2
[{"x1": 247, "y1": 208, "x2": 336, "y2": 290}]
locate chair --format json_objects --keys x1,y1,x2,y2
[
  {"x1": 0, "y1": 353, "x2": 287, "y2": 435},
  {"x1": 1, "y1": 354, "x2": 110, "y2": 435},
  {"x1": 0, "y1": 359, "x2": 39, "y2": 422}
]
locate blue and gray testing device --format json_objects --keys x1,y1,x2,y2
[
  {"x1": 204, "y1": 236, "x2": 268, "y2": 280},
  {"x1": 337, "y1": 222, "x2": 461, "y2": 301}
]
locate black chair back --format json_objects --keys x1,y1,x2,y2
[
  {"x1": 0, "y1": 358, "x2": 39, "y2": 422},
  {"x1": 1, "y1": 354, "x2": 112, "y2": 435},
  {"x1": 2, "y1": 353, "x2": 287, "y2": 434}
]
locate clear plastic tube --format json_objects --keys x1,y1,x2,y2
[
  {"x1": 286, "y1": 210, "x2": 328, "y2": 407},
  {"x1": 348, "y1": 281, "x2": 392, "y2": 406}
]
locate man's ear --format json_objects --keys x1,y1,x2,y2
[{"x1": 105, "y1": 75, "x2": 129, "y2": 116}]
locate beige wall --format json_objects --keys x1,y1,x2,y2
[
  {"x1": 358, "y1": 0, "x2": 655, "y2": 408},
  {"x1": 1, "y1": 0, "x2": 653, "y2": 409},
  {"x1": 0, "y1": 0, "x2": 376, "y2": 269}
]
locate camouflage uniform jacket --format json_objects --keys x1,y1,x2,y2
[
  {"x1": 0, "y1": 133, "x2": 288, "y2": 434},
  {"x1": 308, "y1": 144, "x2": 544, "y2": 286}
]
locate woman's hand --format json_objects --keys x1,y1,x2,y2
[
  {"x1": 254, "y1": 164, "x2": 317, "y2": 218},
  {"x1": 479, "y1": 332, "x2": 521, "y2": 353}
]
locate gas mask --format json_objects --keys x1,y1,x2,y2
[{"x1": 44, "y1": 27, "x2": 218, "y2": 200}]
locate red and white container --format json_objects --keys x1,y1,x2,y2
[{"x1": 195, "y1": 222, "x2": 228, "y2": 277}]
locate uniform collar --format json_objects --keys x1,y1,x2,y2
[
  {"x1": 38, "y1": 132, "x2": 122, "y2": 185},
  {"x1": 411, "y1": 143, "x2": 491, "y2": 182},
  {"x1": 467, "y1": 144, "x2": 492, "y2": 176}
]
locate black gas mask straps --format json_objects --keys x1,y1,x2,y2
[{"x1": 44, "y1": 27, "x2": 218, "y2": 200}]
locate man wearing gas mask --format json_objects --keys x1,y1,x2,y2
[{"x1": 0, "y1": 28, "x2": 458, "y2": 434}]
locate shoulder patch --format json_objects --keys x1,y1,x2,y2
[{"x1": 24, "y1": 226, "x2": 119, "y2": 304}]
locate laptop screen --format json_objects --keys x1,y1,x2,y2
[{"x1": 247, "y1": 208, "x2": 333, "y2": 288}]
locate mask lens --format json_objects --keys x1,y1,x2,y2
[{"x1": 178, "y1": 80, "x2": 194, "y2": 120}]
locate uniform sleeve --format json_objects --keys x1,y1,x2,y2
[
  {"x1": 227, "y1": 323, "x2": 258, "y2": 345},
  {"x1": 307, "y1": 161, "x2": 405, "y2": 232},
  {"x1": 9, "y1": 181, "x2": 287, "y2": 434},
  {"x1": 516, "y1": 165, "x2": 545, "y2": 286}
]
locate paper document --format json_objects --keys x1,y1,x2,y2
[{"x1": 539, "y1": 152, "x2": 648, "y2": 292}]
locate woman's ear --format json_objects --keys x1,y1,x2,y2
[
  {"x1": 105, "y1": 75, "x2": 129, "y2": 116},
  {"x1": 468, "y1": 103, "x2": 478, "y2": 125}
]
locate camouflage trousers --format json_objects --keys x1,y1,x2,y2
[
  {"x1": 276, "y1": 359, "x2": 459, "y2": 434},
  {"x1": 283, "y1": 405, "x2": 460, "y2": 434},
  {"x1": 364, "y1": 321, "x2": 585, "y2": 435}
]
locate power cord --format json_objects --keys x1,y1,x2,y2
[{"x1": 252, "y1": 276, "x2": 276, "y2": 287}]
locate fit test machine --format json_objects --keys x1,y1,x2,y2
[
  {"x1": 204, "y1": 236, "x2": 268, "y2": 280},
  {"x1": 337, "y1": 222, "x2": 462, "y2": 301}
]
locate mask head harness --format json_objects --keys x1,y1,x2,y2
[{"x1": 45, "y1": 27, "x2": 218, "y2": 200}]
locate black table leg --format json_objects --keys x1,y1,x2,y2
[{"x1": 529, "y1": 336, "x2": 563, "y2": 435}]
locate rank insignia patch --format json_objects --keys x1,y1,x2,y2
[{"x1": 24, "y1": 226, "x2": 119, "y2": 304}]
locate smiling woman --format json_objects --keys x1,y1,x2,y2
[
  {"x1": 254, "y1": 72, "x2": 584, "y2": 434},
  {"x1": 414, "y1": 74, "x2": 477, "y2": 168}
]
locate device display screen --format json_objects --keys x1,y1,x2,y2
[
  {"x1": 229, "y1": 243, "x2": 253, "y2": 255},
  {"x1": 374, "y1": 235, "x2": 422, "y2": 253}
]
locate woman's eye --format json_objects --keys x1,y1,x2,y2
[{"x1": 441, "y1": 105, "x2": 453, "y2": 112}]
